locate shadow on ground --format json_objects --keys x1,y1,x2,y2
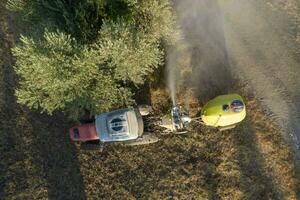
[
  {"x1": 29, "y1": 111, "x2": 86, "y2": 200},
  {"x1": 0, "y1": 2, "x2": 86, "y2": 199},
  {"x1": 232, "y1": 119, "x2": 284, "y2": 200},
  {"x1": 1, "y1": 0, "x2": 299, "y2": 199}
]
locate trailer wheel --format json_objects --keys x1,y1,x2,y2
[
  {"x1": 218, "y1": 124, "x2": 237, "y2": 131},
  {"x1": 80, "y1": 141, "x2": 103, "y2": 151}
]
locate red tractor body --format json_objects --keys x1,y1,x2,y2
[{"x1": 69, "y1": 123, "x2": 99, "y2": 142}]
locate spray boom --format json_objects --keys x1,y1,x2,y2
[{"x1": 171, "y1": 105, "x2": 192, "y2": 133}]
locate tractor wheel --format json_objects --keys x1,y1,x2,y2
[
  {"x1": 125, "y1": 133, "x2": 159, "y2": 146},
  {"x1": 79, "y1": 117, "x2": 94, "y2": 124},
  {"x1": 80, "y1": 141, "x2": 104, "y2": 151},
  {"x1": 137, "y1": 105, "x2": 152, "y2": 116}
]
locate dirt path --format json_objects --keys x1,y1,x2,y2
[
  {"x1": 173, "y1": 0, "x2": 300, "y2": 151},
  {"x1": 168, "y1": 0, "x2": 300, "y2": 198},
  {"x1": 220, "y1": 0, "x2": 300, "y2": 150}
]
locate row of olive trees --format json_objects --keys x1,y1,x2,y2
[{"x1": 8, "y1": 0, "x2": 179, "y2": 119}]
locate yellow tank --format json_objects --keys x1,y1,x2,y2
[{"x1": 201, "y1": 94, "x2": 246, "y2": 127}]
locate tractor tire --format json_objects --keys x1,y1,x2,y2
[
  {"x1": 218, "y1": 124, "x2": 237, "y2": 131},
  {"x1": 80, "y1": 141, "x2": 104, "y2": 151},
  {"x1": 125, "y1": 133, "x2": 159, "y2": 146},
  {"x1": 137, "y1": 105, "x2": 152, "y2": 116},
  {"x1": 79, "y1": 118, "x2": 95, "y2": 124}
]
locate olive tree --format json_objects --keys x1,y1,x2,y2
[
  {"x1": 14, "y1": 31, "x2": 132, "y2": 118},
  {"x1": 11, "y1": 0, "x2": 179, "y2": 119}
]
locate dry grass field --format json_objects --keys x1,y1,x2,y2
[{"x1": 1, "y1": 0, "x2": 300, "y2": 199}]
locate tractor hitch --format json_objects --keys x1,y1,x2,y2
[{"x1": 171, "y1": 105, "x2": 191, "y2": 133}]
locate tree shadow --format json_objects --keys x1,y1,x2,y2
[
  {"x1": 287, "y1": 86, "x2": 300, "y2": 159},
  {"x1": 288, "y1": 42, "x2": 300, "y2": 198},
  {"x1": 0, "y1": 3, "x2": 28, "y2": 196},
  {"x1": 28, "y1": 111, "x2": 87, "y2": 200},
  {"x1": 233, "y1": 119, "x2": 285, "y2": 199},
  {"x1": 134, "y1": 82, "x2": 152, "y2": 105},
  {"x1": 0, "y1": 49, "x2": 29, "y2": 198},
  {"x1": 0, "y1": 3, "x2": 86, "y2": 199},
  {"x1": 288, "y1": 95, "x2": 300, "y2": 199}
]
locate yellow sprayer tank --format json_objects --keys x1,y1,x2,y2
[{"x1": 201, "y1": 94, "x2": 246, "y2": 127}]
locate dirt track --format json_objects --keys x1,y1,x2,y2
[
  {"x1": 221, "y1": 0, "x2": 300, "y2": 150},
  {"x1": 174, "y1": 0, "x2": 300, "y2": 150}
]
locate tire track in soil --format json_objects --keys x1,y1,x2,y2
[{"x1": 221, "y1": 0, "x2": 300, "y2": 151}]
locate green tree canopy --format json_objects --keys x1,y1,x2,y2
[
  {"x1": 10, "y1": 0, "x2": 179, "y2": 119},
  {"x1": 14, "y1": 31, "x2": 132, "y2": 118}
]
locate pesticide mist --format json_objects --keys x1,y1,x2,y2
[
  {"x1": 168, "y1": 0, "x2": 300, "y2": 149},
  {"x1": 220, "y1": 0, "x2": 300, "y2": 148},
  {"x1": 167, "y1": 47, "x2": 181, "y2": 106},
  {"x1": 167, "y1": 0, "x2": 233, "y2": 106}
]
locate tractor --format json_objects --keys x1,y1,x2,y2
[
  {"x1": 69, "y1": 94, "x2": 246, "y2": 149},
  {"x1": 69, "y1": 106, "x2": 158, "y2": 150}
]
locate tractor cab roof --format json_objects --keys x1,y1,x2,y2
[{"x1": 95, "y1": 108, "x2": 144, "y2": 142}]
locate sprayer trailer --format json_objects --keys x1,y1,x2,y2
[
  {"x1": 162, "y1": 94, "x2": 246, "y2": 132},
  {"x1": 200, "y1": 94, "x2": 246, "y2": 130},
  {"x1": 69, "y1": 107, "x2": 158, "y2": 150}
]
